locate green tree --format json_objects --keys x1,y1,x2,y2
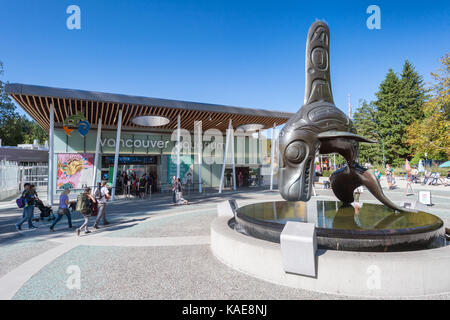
[
  {"x1": 373, "y1": 61, "x2": 427, "y2": 166},
  {"x1": 398, "y1": 59, "x2": 428, "y2": 155},
  {"x1": 0, "y1": 61, "x2": 20, "y2": 145},
  {"x1": 374, "y1": 69, "x2": 402, "y2": 166},
  {"x1": 405, "y1": 54, "x2": 450, "y2": 160},
  {"x1": 353, "y1": 100, "x2": 382, "y2": 164},
  {"x1": 0, "y1": 61, "x2": 48, "y2": 146}
]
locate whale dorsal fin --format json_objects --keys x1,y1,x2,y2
[{"x1": 304, "y1": 21, "x2": 334, "y2": 105}]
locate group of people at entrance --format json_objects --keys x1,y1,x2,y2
[
  {"x1": 120, "y1": 172, "x2": 154, "y2": 199},
  {"x1": 171, "y1": 176, "x2": 189, "y2": 205},
  {"x1": 15, "y1": 181, "x2": 111, "y2": 235}
]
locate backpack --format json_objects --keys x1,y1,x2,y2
[
  {"x1": 94, "y1": 187, "x2": 102, "y2": 199},
  {"x1": 76, "y1": 193, "x2": 91, "y2": 214},
  {"x1": 16, "y1": 197, "x2": 25, "y2": 208}
]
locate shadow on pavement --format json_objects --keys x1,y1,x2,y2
[{"x1": 0, "y1": 189, "x2": 280, "y2": 246}]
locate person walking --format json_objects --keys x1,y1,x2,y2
[
  {"x1": 50, "y1": 189, "x2": 73, "y2": 231},
  {"x1": 149, "y1": 173, "x2": 154, "y2": 195},
  {"x1": 238, "y1": 171, "x2": 243, "y2": 187},
  {"x1": 139, "y1": 174, "x2": 147, "y2": 199},
  {"x1": 176, "y1": 178, "x2": 189, "y2": 205},
  {"x1": 374, "y1": 169, "x2": 381, "y2": 181},
  {"x1": 76, "y1": 187, "x2": 96, "y2": 235},
  {"x1": 411, "y1": 166, "x2": 419, "y2": 183},
  {"x1": 385, "y1": 164, "x2": 395, "y2": 190},
  {"x1": 16, "y1": 183, "x2": 37, "y2": 230},
  {"x1": 132, "y1": 173, "x2": 137, "y2": 196},
  {"x1": 20, "y1": 183, "x2": 31, "y2": 218},
  {"x1": 93, "y1": 181, "x2": 110, "y2": 229},
  {"x1": 30, "y1": 184, "x2": 39, "y2": 222},
  {"x1": 171, "y1": 176, "x2": 177, "y2": 204},
  {"x1": 404, "y1": 159, "x2": 413, "y2": 196}
]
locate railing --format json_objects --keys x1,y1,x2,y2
[
  {"x1": 0, "y1": 160, "x2": 20, "y2": 200},
  {"x1": 19, "y1": 165, "x2": 48, "y2": 192}
]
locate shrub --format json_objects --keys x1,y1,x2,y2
[{"x1": 321, "y1": 170, "x2": 333, "y2": 177}]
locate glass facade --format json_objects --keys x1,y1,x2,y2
[{"x1": 53, "y1": 128, "x2": 274, "y2": 194}]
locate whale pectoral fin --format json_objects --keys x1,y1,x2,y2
[
  {"x1": 359, "y1": 170, "x2": 417, "y2": 213},
  {"x1": 330, "y1": 166, "x2": 416, "y2": 213}
]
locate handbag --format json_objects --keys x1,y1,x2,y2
[
  {"x1": 91, "y1": 202, "x2": 98, "y2": 216},
  {"x1": 16, "y1": 197, "x2": 25, "y2": 208}
]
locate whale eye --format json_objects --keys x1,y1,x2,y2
[{"x1": 285, "y1": 141, "x2": 307, "y2": 164}]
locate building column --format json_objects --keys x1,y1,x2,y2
[
  {"x1": 219, "y1": 119, "x2": 232, "y2": 194},
  {"x1": 48, "y1": 104, "x2": 54, "y2": 205},
  {"x1": 195, "y1": 121, "x2": 202, "y2": 193},
  {"x1": 177, "y1": 114, "x2": 181, "y2": 179},
  {"x1": 270, "y1": 123, "x2": 276, "y2": 191},
  {"x1": 92, "y1": 118, "x2": 102, "y2": 188},
  {"x1": 231, "y1": 122, "x2": 236, "y2": 191},
  {"x1": 111, "y1": 109, "x2": 122, "y2": 201}
]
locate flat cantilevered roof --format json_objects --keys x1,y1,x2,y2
[{"x1": 6, "y1": 83, "x2": 294, "y2": 132}]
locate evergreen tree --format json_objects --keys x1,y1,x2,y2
[
  {"x1": 353, "y1": 100, "x2": 382, "y2": 164},
  {"x1": 398, "y1": 59, "x2": 428, "y2": 155},
  {"x1": 373, "y1": 61, "x2": 427, "y2": 166},
  {"x1": 374, "y1": 69, "x2": 401, "y2": 166}
]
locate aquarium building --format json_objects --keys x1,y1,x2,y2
[{"x1": 5, "y1": 83, "x2": 292, "y2": 203}]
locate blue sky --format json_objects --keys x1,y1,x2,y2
[{"x1": 0, "y1": 0, "x2": 449, "y2": 117}]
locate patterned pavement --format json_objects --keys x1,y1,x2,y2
[{"x1": 0, "y1": 183, "x2": 449, "y2": 300}]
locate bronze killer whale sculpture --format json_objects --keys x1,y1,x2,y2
[{"x1": 279, "y1": 21, "x2": 406, "y2": 212}]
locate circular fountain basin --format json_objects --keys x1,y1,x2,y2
[{"x1": 235, "y1": 200, "x2": 445, "y2": 252}]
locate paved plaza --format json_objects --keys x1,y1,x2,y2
[{"x1": 0, "y1": 179, "x2": 449, "y2": 300}]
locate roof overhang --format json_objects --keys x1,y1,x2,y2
[{"x1": 5, "y1": 83, "x2": 293, "y2": 133}]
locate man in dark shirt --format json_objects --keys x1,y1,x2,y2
[{"x1": 16, "y1": 183, "x2": 37, "y2": 230}]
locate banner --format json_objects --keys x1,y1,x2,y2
[
  {"x1": 168, "y1": 155, "x2": 193, "y2": 185},
  {"x1": 57, "y1": 153, "x2": 94, "y2": 190}
]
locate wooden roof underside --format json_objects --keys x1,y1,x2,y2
[{"x1": 7, "y1": 84, "x2": 293, "y2": 133}]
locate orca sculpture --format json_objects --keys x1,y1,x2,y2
[{"x1": 279, "y1": 21, "x2": 406, "y2": 212}]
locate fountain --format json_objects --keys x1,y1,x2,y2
[
  {"x1": 211, "y1": 21, "x2": 449, "y2": 297},
  {"x1": 233, "y1": 20, "x2": 446, "y2": 252},
  {"x1": 234, "y1": 200, "x2": 445, "y2": 252}
]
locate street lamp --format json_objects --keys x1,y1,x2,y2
[
  {"x1": 376, "y1": 131, "x2": 392, "y2": 168},
  {"x1": 377, "y1": 132, "x2": 386, "y2": 168}
]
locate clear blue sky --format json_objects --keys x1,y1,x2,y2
[{"x1": 0, "y1": 0, "x2": 449, "y2": 117}]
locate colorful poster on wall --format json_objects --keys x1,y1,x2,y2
[
  {"x1": 57, "y1": 153, "x2": 94, "y2": 190},
  {"x1": 168, "y1": 155, "x2": 193, "y2": 185}
]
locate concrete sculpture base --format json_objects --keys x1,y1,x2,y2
[{"x1": 210, "y1": 215, "x2": 450, "y2": 298}]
